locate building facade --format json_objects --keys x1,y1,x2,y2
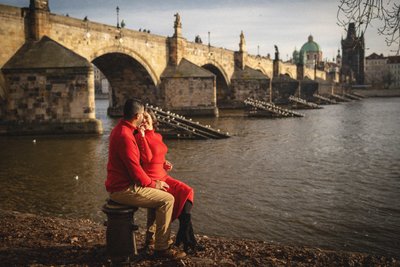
[
  {"x1": 365, "y1": 53, "x2": 388, "y2": 88},
  {"x1": 365, "y1": 53, "x2": 399, "y2": 89},
  {"x1": 387, "y1": 56, "x2": 400, "y2": 89}
]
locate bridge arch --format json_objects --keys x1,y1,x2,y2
[
  {"x1": 201, "y1": 62, "x2": 231, "y2": 106},
  {"x1": 89, "y1": 46, "x2": 159, "y2": 86},
  {"x1": 255, "y1": 67, "x2": 270, "y2": 77},
  {"x1": 91, "y1": 50, "x2": 160, "y2": 116},
  {"x1": 283, "y1": 72, "x2": 293, "y2": 78}
]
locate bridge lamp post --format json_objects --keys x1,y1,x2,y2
[
  {"x1": 116, "y1": 6, "x2": 120, "y2": 29},
  {"x1": 208, "y1": 31, "x2": 213, "y2": 57},
  {"x1": 115, "y1": 6, "x2": 124, "y2": 43}
]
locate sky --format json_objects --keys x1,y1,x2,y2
[{"x1": 0, "y1": 0, "x2": 394, "y2": 60}]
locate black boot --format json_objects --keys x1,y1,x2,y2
[
  {"x1": 185, "y1": 219, "x2": 205, "y2": 254},
  {"x1": 175, "y1": 215, "x2": 187, "y2": 247},
  {"x1": 176, "y1": 213, "x2": 204, "y2": 254}
]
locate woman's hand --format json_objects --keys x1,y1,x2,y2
[
  {"x1": 164, "y1": 160, "x2": 173, "y2": 171},
  {"x1": 139, "y1": 124, "x2": 146, "y2": 137}
]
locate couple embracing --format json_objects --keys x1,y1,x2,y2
[{"x1": 105, "y1": 99, "x2": 202, "y2": 259}]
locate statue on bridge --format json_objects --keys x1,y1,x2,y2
[
  {"x1": 173, "y1": 12, "x2": 182, "y2": 37},
  {"x1": 30, "y1": 0, "x2": 50, "y2": 11},
  {"x1": 195, "y1": 35, "x2": 203, "y2": 44},
  {"x1": 174, "y1": 13, "x2": 182, "y2": 28},
  {"x1": 274, "y1": 45, "x2": 280, "y2": 61}
]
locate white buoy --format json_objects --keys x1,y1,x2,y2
[
  {"x1": 75, "y1": 175, "x2": 79, "y2": 180},
  {"x1": 32, "y1": 139, "x2": 36, "y2": 144}
]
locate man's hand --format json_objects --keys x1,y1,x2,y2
[
  {"x1": 164, "y1": 160, "x2": 173, "y2": 171},
  {"x1": 155, "y1": 180, "x2": 170, "y2": 191}
]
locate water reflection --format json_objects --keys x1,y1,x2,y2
[{"x1": 0, "y1": 98, "x2": 399, "y2": 257}]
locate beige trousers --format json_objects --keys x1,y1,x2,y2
[{"x1": 110, "y1": 185, "x2": 174, "y2": 251}]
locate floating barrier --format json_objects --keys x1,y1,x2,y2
[
  {"x1": 146, "y1": 105, "x2": 230, "y2": 139},
  {"x1": 350, "y1": 92, "x2": 365, "y2": 98},
  {"x1": 244, "y1": 98, "x2": 305, "y2": 118},
  {"x1": 312, "y1": 94, "x2": 337, "y2": 104},
  {"x1": 289, "y1": 95, "x2": 322, "y2": 109},
  {"x1": 343, "y1": 93, "x2": 363, "y2": 100},
  {"x1": 330, "y1": 94, "x2": 352, "y2": 102}
]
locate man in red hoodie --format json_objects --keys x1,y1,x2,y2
[{"x1": 105, "y1": 99, "x2": 185, "y2": 258}]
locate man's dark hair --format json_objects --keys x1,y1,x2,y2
[{"x1": 123, "y1": 99, "x2": 144, "y2": 120}]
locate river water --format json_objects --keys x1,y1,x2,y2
[{"x1": 0, "y1": 97, "x2": 399, "y2": 257}]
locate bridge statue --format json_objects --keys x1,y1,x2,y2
[
  {"x1": 174, "y1": 13, "x2": 181, "y2": 28},
  {"x1": 30, "y1": 0, "x2": 49, "y2": 11},
  {"x1": 274, "y1": 45, "x2": 280, "y2": 61}
]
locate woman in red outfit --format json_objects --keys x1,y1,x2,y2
[{"x1": 135, "y1": 109, "x2": 202, "y2": 253}]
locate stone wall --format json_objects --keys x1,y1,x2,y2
[
  {"x1": 231, "y1": 79, "x2": 269, "y2": 104},
  {"x1": 184, "y1": 42, "x2": 235, "y2": 84},
  {"x1": 299, "y1": 80, "x2": 318, "y2": 100},
  {"x1": 318, "y1": 82, "x2": 343, "y2": 95},
  {"x1": 2, "y1": 67, "x2": 101, "y2": 134},
  {"x1": 0, "y1": 5, "x2": 27, "y2": 67},
  {"x1": 0, "y1": 5, "x2": 28, "y2": 121},
  {"x1": 271, "y1": 78, "x2": 299, "y2": 104},
  {"x1": 161, "y1": 77, "x2": 217, "y2": 116},
  {"x1": 247, "y1": 55, "x2": 273, "y2": 77}
]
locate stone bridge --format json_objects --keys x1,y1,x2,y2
[{"x1": 0, "y1": 0, "x2": 327, "y2": 134}]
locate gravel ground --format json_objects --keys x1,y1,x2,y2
[{"x1": 0, "y1": 209, "x2": 398, "y2": 267}]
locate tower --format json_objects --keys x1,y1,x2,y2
[
  {"x1": 336, "y1": 49, "x2": 342, "y2": 66},
  {"x1": 234, "y1": 31, "x2": 247, "y2": 70},
  {"x1": 29, "y1": 0, "x2": 50, "y2": 40},
  {"x1": 341, "y1": 23, "x2": 365, "y2": 84}
]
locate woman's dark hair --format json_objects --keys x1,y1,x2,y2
[
  {"x1": 123, "y1": 99, "x2": 144, "y2": 120},
  {"x1": 145, "y1": 108, "x2": 159, "y2": 130}
]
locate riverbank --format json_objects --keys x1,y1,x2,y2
[
  {"x1": 353, "y1": 89, "x2": 400, "y2": 97},
  {"x1": 0, "y1": 210, "x2": 398, "y2": 266}
]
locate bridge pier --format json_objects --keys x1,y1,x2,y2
[
  {"x1": 1, "y1": 36, "x2": 102, "y2": 135},
  {"x1": 161, "y1": 58, "x2": 219, "y2": 116}
]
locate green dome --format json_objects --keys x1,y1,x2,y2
[{"x1": 300, "y1": 35, "x2": 321, "y2": 53}]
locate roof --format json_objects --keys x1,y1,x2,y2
[
  {"x1": 2, "y1": 36, "x2": 91, "y2": 70},
  {"x1": 300, "y1": 35, "x2": 321, "y2": 53},
  {"x1": 231, "y1": 66, "x2": 270, "y2": 80},
  {"x1": 366, "y1": 53, "x2": 386, "y2": 60},
  {"x1": 387, "y1": 56, "x2": 400, "y2": 64},
  {"x1": 161, "y1": 58, "x2": 215, "y2": 78}
]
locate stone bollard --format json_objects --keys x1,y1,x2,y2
[{"x1": 102, "y1": 199, "x2": 139, "y2": 266}]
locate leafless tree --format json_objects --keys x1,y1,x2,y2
[{"x1": 337, "y1": 0, "x2": 400, "y2": 54}]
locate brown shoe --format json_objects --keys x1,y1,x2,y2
[{"x1": 153, "y1": 248, "x2": 186, "y2": 259}]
